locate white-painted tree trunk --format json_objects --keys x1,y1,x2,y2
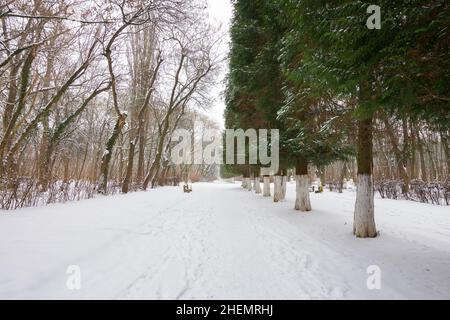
[
  {"x1": 246, "y1": 177, "x2": 252, "y2": 191},
  {"x1": 241, "y1": 178, "x2": 245, "y2": 188},
  {"x1": 243, "y1": 178, "x2": 250, "y2": 189},
  {"x1": 243, "y1": 177, "x2": 249, "y2": 189},
  {"x1": 353, "y1": 174, "x2": 377, "y2": 237},
  {"x1": 254, "y1": 177, "x2": 261, "y2": 194},
  {"x1": 294, "y1": 175, "x2": 311, "y2": 211},
  {"x1": 263, "y1": 176, "x2": 271, "y2": 197},
  {"x1": 273, "y1": 175, "x2": 284, "y2": 202},
  {"x1": 281, "y1": 176, "x2": 287, "y2": 200}
]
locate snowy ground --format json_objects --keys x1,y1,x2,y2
[{"x1": 0, "y1": 181, "x2": 449, "y2": 300}]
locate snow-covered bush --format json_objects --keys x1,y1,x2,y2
[
  {"x1": 0, "y1": 179, "x2": 121, "y2": 210},
  {"x1": 376, "y1": 180, "x2": 449, "y2": 205}
]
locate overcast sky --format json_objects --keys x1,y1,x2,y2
[{"x1": 206, "y1": 0, "x2": 232, "y2": 129}]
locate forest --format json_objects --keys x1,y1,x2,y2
[
  {"x1": 0, "y1": 1, "x2": 449, "y2": 236},
  {"x1": 0, "y1": 0, "x2": 449, "y2": 300},
  {"x1": 223, "y1": 0, "x2": 449, "y2": 237},
  {"x1": 0, "y1": 0, "x2": 223, "y2": 209}
]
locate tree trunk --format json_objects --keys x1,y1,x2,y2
[
  {"x1": 318, "y1": 167, "x2": 326, "y2": 189},
  {"x1": 427, "y1": 147, "x2": 437, "y2": 181},
  {"x1": 441, "y1": 132, "x2": 449, "y2": 178},
  {"x1": 338, "y1": 162, "x2": 347, "y2": 193},
  {"x1": 37, "y1": 48, "x2": 55, "y2": 191},
  {"x1": 62, "y1": 153, "x2": 70, "y2": 183},
  {"x1": 158, "y1": 162, "x2": 171, "y2": 186},
  {"x1": 3, "y1": 64, "x2": 19, "y2": 134},
  {"x1": 143, "y1": 135, "x2": 165, "y2": 190},
  {"x1": 0, "y1": 47, "x2": 37, "y2": 176},
  {"x1": 382, "y1": 115, "x2": 410, "y2": 195},
  {"x1": 242, "y1": 177, "x2": 248, "y2": 189},
  {"x1": 37, "y1": 119, "x2": 51, "y2": 189},
  {"x1": 122, "y1": 139, "x2": 136, "y2": 193},
  {"x1": 77, "y1": 137, "x2": 90, "y2": 183},
  {"x1": 252, "y1": 167, "x2": 261, "y2": 193},
  {"x1": 98, "y1": 114, "x2": 127, "y2": 194},
  {"x1": 246, "y1": 177, "x2": 252, "y2": 191},
  {"x1": 254, "y1": 176, "x2": 261, "y2": 194},
  {"x1": 273, "y1": 169, "x2": 284, "y2": 202},
  {"x1": 136, "y1": 118, "x2": 147, "y2": 183},
  {"x1": 295, "y1": 160, "x2": 311, "y2": 211},
  {"x1": 410, "y1": 129, "x2": 417, "y2": 179},
  {"x1": 143, "y1": 109, "x2": 172, "y2": 190},
  {"x1": 281, "y1": 175, "x2": 287, "y2": 199},
  {"x1": 353, "y1": 116, "x2": 377, "y2": 238},
  {"x1": 416, "y1": 127, "x2": 428, "y2": 181},
  {"x1": 242, "y1": 170, "x2": 250, "y2": 190},
  {"x1": 263, "y1": 175, "x2": 271, "y2": 197},
  {"x1": 38, "y1": 144, "x2": 53, "y2": 191}
]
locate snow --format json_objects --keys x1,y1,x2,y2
[{"x1": 0, "y1": 181, "x2": 449, "y2": 299}]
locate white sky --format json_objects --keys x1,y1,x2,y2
[{"x1": 206, "y1": 0, "x2": 232, "y2": 129}]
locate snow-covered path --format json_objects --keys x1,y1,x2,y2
[{"x1": 0, "y1": 182, "x2": 449, "y2": 299}]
